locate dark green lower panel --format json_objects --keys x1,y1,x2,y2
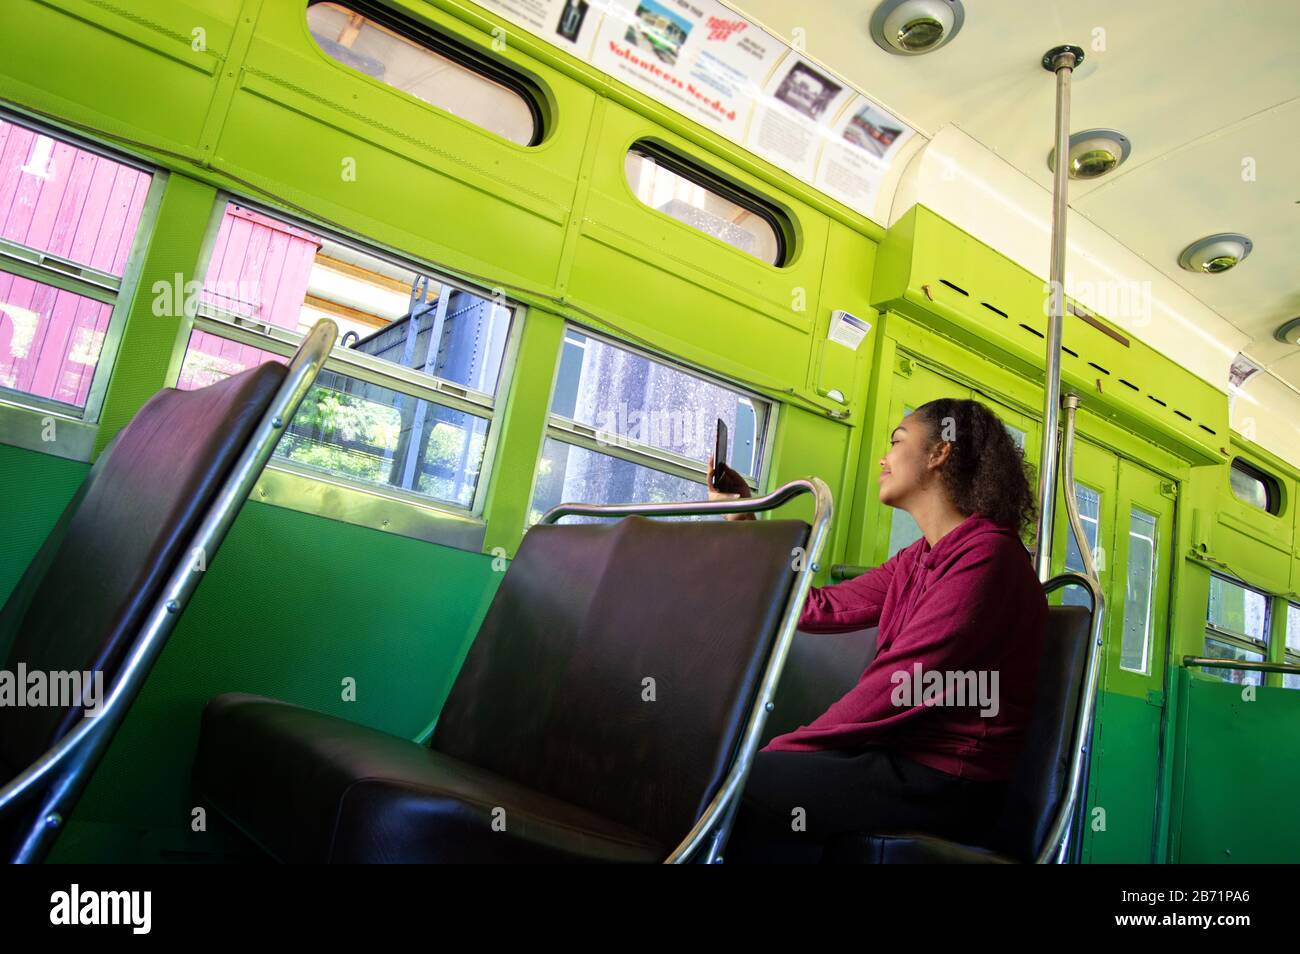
[
  {"x1": 0, "y1": 442, "x2": 89, "y2": 607},
  {"x1": 41, "y1": 497, "x2": 501, "y2": 862},
  {"x1": 1080, "y1": 691, "x2": 1161, "y2": 863},
  {"x1": 1171, "y1": 671, "x2": 1300, "y2": 864}
]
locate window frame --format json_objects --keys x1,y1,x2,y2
[
  {"x1": 1203, "y1": 572, "x2": 1272, "y2": 682},
  {"x1": 304, "y1": 0, "x2": 546, "y2": 148},
  {"x1": 531, "y1": 323, "x2": 778, "y2": 524},
  {"x1": 0, "y1": 108, "x2": 166, "y2": 434},
  {"x1": 1118, "y1": 504, "x2": 1159, "y2": 676},
  {"x1": 177, "y1": 193, "x2": 524, "y2": 521},
  {"x1": 1227, "y1": 457, "x2": 1281, "y2": 515},
  {"x1": 1284, "y1": 601, "x2": 1300, "y2": 690},
  {"x1": 624, "y1": 142, "x2": 791, "y2": 267}
]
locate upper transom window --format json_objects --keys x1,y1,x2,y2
[
  {"x1": 624, "y1": 145, "x2": 786, "y2": 265},
  {"x1": 307, "y1": 2, "x2": 540, "y2": 146}
]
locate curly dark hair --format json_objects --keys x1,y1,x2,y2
[{"x1": 910, "y1": 398, "x2": 1038, "y2": 534}]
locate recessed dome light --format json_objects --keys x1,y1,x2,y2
[
  {"x1": 1047, "y1": 129, "x2": 1131, "y2": 179},
  {"x1": 1275, "y1": 317, "x2": 1300, "y2": 345},
  {"x1": 1178, "y1": 233, "x2": 1253, "y2": 274},
  {"x1": 870, "y1": 0, "x2": 965, "y2": 56}
]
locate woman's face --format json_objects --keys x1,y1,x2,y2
[{"x1": 879, "y1": 413, "x2": 939, "y2": 509}]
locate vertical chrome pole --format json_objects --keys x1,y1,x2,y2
[{"x1": 1034, "y1": 44, "x2": 1085, "y2": 582}]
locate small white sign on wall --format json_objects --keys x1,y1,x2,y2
[{"x1": 828, "y1": 310, "x2": 871, "y2": 351}]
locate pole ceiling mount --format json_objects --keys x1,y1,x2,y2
[{"x1": 1042, "y1": 44, "x2": 1085, "y2": 71}]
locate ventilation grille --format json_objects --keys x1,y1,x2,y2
[{"x1": 933, "y1": 275, "x2": 1220, "y2": 441}]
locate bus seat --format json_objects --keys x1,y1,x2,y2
[
  {"x1": 192, "y1": 514, "x2": 811, "y2": 863},
  {"x1": 759, "y1": 626, "x2": 877, "y2": 746},
  {"x1": 820, "y1": 603, "x2": 1094, "y2": 864},
  {"x1": 0, "y1": 361, "x2": 289, "y2": 859}
]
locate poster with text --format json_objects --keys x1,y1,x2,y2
[
  {"x1": 478, "y1": 0, "x2": 604, "y2": 56},
  {"x1": 743, "y1": 55, "x2": 857, "y2": 182},
  {"x1": 590, "y1": 0, "x2": 787, "y2": 137},
  {"x1": 474, "y1": 0, "x2": 920, "y2": 224},
  {"x1": 813, "y1": 95, "x2": 916, "y2": 216}
]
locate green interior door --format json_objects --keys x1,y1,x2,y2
[{"x1": 1077, "y1": 459, "x2": 1175, "y2": 862}]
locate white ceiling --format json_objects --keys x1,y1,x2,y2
[{"x1": 729, "y1": 0, "x2": 1300, "y2": 394}]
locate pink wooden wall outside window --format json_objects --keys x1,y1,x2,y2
[
  {"x1": 0, "y1": 118, "x2": 151, "y2": 408},
  {"x1": 178, "y1": 204, "x2": 323, "y2": 390}
]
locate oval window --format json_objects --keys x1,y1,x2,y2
[
  {"x1": 624, "y1": 146, "x2": 786, "y2": 265},
  {"x1": 307, "y1": 2, "x2": 540, "y2": 146}
]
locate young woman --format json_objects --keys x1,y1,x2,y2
[{"x1": 710, "y1": 397, "x2": 1047, "y2": 863}]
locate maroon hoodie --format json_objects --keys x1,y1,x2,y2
[{"x1": 762, "y1": 513, "x2": 1047, "y2": 782}]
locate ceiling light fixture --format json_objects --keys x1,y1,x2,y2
[
  {"x1": 870, "y1": 0, "x2": 965, "y2": 56},
  {"x1": 1275, "y1": 317, "x2": 1300, "y2": 345},
  {"x1": 1047, "y1": 129, "x2": 1131, "y2": 179},
  {"x1": 1178, "y1": 233, "x2": 1253, "y2": 274}
]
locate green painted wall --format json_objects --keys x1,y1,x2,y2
[
  {"x1": 0, "y1": 444, "x2": 89, "y2": 606},
  {"x1": 50, "y1": 500, "x2": 502, "y2": 862},
  {"x1": 1170, "y1": 670, "x2": 1300, "y2": 863}
]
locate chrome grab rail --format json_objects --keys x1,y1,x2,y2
[
  {"x1": 539, "y1": 477, "x2": 834, "y2": 865},
  {"x1": 1039, "y1": 571, "x2": 1105, "y2": 865},
  {"x1": 1061, "y1": 396, "x2": 1099, "y2": 581},
  {"x1": 1183, "y1": 656, "x2": 1300, "y2": 676},
  {"x1": 1035, "y1": 45, "x2": 1084, "y2": 582},
  {"x1": 0, "y1": 319, "x2": 338, "y2": 863},
  {"x1": 830, "y1": 563, "x2": 866, "y2": 582},
  {"x1": 1044, "y1": 392, "x2": 1106, "y2": 865}
]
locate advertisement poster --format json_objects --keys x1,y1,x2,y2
[
  {"x1": 475, "y1": 0, "x2": 917, "y2": 222},
  {"x1": 590, "y1": 0, "x2": 786, "y2": 137},
  {"x1": 481, "y1": 0, "x2": 604, "y2": 54}
]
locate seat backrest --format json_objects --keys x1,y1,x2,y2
[
  {"x1": 0, "y1": 362, "x2": 287, "y2": 785},
  {"x1": 431, "y1": 515, "x2": 809, "y2": 849},
  {"x1": 989, "y1": 603, "x2": 1093, "y2": 861},
  {"x1": 759, "y1": 627, "x2": 877, "y2": 745}
]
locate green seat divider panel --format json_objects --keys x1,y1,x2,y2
[
  {"x1": 47, "y1": 498, "x2": 502, "y2": 862},
  {"x1": 1170, "y1": 668, "x2": 1300, "y2": 863},
  {"x1": 0, "y1": 443, "x2": 89, "y2": 607}
]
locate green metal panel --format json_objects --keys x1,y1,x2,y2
[
  {"x1": 0, "y1": 443, "x2": 88, "y2": 605},
  {"x1": 92, "y1": 175, "x2": 217, "y2": 454},
  {"x1": 872, "y1": 206, "x2": 1229, "y2": 465},
  {"x1": 479, "y1": 306, "x2": 565, "y2": 557},
  {"x1": 50, "y1": 498, "x2": 502, "y2": 862},
  {"x1": 1170, "y1": 669, "x2": 1300, "y2": 863}
]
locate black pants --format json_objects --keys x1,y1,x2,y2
[{"x1": 724, "y1": 747, "x2": 1008, "y2": 863}]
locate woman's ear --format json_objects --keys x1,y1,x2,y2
[{"x1": 928, "y1": 440, "x2": 953, "y2": 470}]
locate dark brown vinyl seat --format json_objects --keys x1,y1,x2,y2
[
  {"x1": 0, "y1": 362, "x2": 290, "y2": 859},
  {"x1": 817, "y1": 603, "x2": 1094, "y2": 863},
  {"x1": 193, "y1": 515, "x2": 810, "y2": 863}
]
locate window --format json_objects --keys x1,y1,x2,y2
[
  {"x1": 1285, "y1": 603, "x2": 1300, "y2": 691},
  {"x1": 1061, "y1": 484, "x2": 1101, "y2": 609},
  {"x1": 1120, "y1": 507, "x2": 1158, "y2": 674},
  {"x1": 529, "y1": 327, "x2": 771, "y2": 524},
  {"x1": 1003, "y1": 422, "x2": 1026, "y2": 451},
  {"x1": 306, "y1": 2, "x2": 539, "y2": 146},
  {"x1": 625, "y1": 146, "x2": 785, "y2": 265},
  {"x1": 1204, "y1": 574, "x2": 1270, "y2": 686},
  {"x1": 177, "y1": 200, "x2": 516, "y2": 512},
  {"x1": 1228, "y1": 458, "x2": 1280, "y2": 515},
  {"x1": 0, "y1": 115, "x2": 154, "y2": 414}
]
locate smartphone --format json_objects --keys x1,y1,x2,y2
[{"x1": 712, "y1": 419, "x2": 729, "y2": 489}]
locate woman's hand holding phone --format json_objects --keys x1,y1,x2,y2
[{"x1": 707, "y1": 455, "x2": 755, "y2": 521}]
